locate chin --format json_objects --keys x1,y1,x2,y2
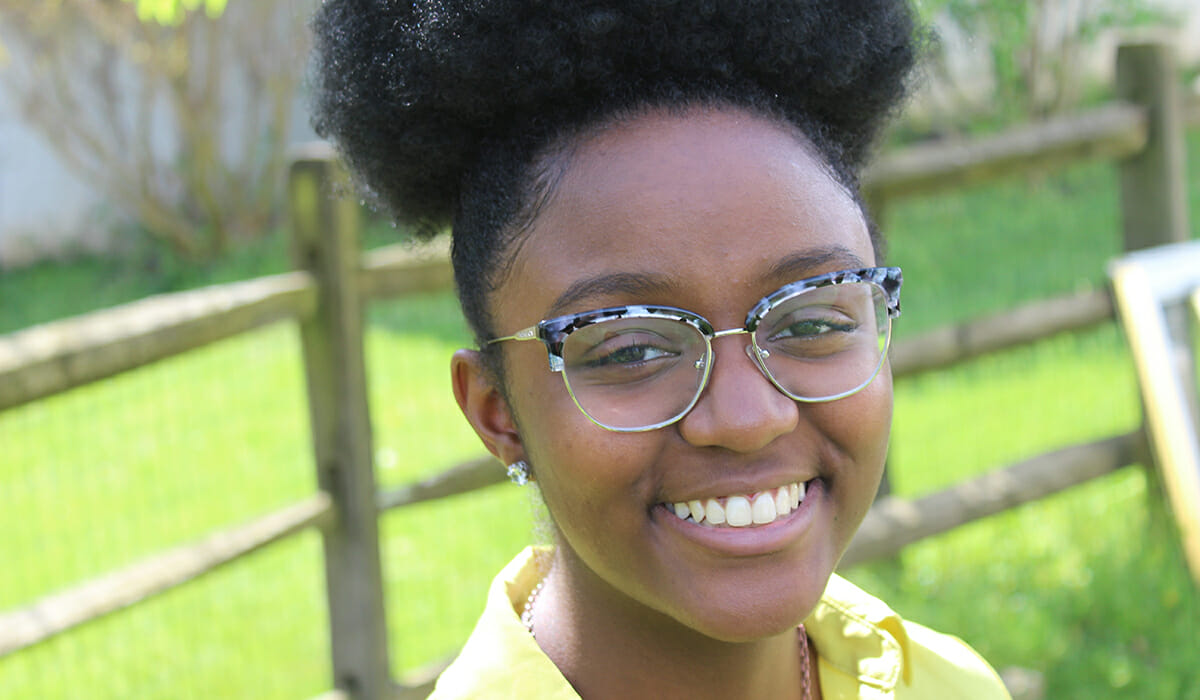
[
  {"x1": 667, "y1": 559, "x2": 833, "y2": 643},
  {"x1": 680, "y1": 598, "x2": 817, "y2": 644}
]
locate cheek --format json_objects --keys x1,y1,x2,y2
[
  {"x1": 506, "y1": 356, "x2": 631, "y2": 483},
  {"x1": 506, "y1": 360, "x2": 663, "y2": 539},
  {"x1": 506, "y1": 352, "x2": 577, "y2": 433},
  {"x1": 839, "y1": 368, "x2": 892, "y2": 452},
  {"x1": 812, "y1": 373, "x2": 893, "y2": 501}
]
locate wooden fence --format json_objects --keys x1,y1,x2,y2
[{"x1": 0, "y1": 39, "x2": 1195, "y2": 699}]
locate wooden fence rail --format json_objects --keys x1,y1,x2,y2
[
  {"x1": 841, "y1": 431, "x2": 1149, "y2": 568},
  {"x1": 0, "y1": 494, "x2": 334, "y2": 657},
  {"x1": 0, "y1": 237, "x2": 1120, "y2": 416},
  {"x1": 862, "y1": 101, "x2": 1148, "y2": 202},
  {"x1": 888, "y1": 289, "x2": 1115, "y2": 377},
  {"x1": 0, "y1": 271, "x2": 316, "y2": 412},
  {"x1": 0, "y1": 39, "x2": 1194, "y2": 700}
]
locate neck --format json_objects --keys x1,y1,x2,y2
[{"x1": 532, "y1": 549, "x2": 814, "y2": 700}]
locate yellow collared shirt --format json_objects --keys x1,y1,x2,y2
[{"x1": 430, "y1": 547, "x2": 1012, "y2": 699}]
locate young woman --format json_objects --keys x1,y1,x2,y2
[{"x1": 311, "y1": 1, "x2": 1011, "y2": 697}]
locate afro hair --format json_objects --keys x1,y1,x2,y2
[{"x1": 310, "y1": 0, "x2": 920, "y2": 348}]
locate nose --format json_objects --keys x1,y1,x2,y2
[{"x1": 676, "y1": 333, "x2": 799, "y2": 452}]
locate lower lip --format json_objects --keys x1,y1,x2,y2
[{"x1": 654, "y1": 479, "x2": 823, "y2": 557}]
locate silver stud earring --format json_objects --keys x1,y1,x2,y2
[{"x1": 506, "y1": 460, "x2": 532, "y2": 486}]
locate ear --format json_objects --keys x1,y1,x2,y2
[{"x1": 451, "y1": 348, "x2": 525, "y2": 466}]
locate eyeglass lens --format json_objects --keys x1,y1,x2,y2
[{"x1": 558, "y1": 282, "x2": 891, "y2": 431}]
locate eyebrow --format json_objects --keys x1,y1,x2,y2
[
  {"x1": 766, "y1": 246, "x2": 869, "y2": 282},
  {"x1": 547, "y1": 271, "x2": 675, "y2": 317},
  {"x1": 545, "y1": 245, "x2": 869, "y2": 318}
]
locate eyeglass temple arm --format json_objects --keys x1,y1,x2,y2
[
  {"x1": 487, "y1": 326, "x2": 539, "y2": 344},
  {"x1": 487, "y1": 325, "x2": 565, "y2": 372}
]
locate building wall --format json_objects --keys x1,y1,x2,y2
[
  {"x1": 0, "y1": 2, "x2": 317, "y2": 268},
  {"x1": 0, "y1": 95, "x2": 114, "y2": 266}
]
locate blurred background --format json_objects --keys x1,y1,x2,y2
[{"x1": 1, "y1": 0, "x2": 1199, "y2": 698}]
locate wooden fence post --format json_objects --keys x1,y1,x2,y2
[
  {"x1": 289, "y1": 145, "x2": 392, "y2": 699},
  {"x1": 1116, "y1": 37, "x2": 1190, "y2": 251},
  {"x1": 1114, "y1": 37, "x2": 1196, "y2": 514}
]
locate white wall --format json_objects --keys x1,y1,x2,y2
[
  {"x1": 0, "y1": 2, "x2": 317, "y2": 268},
  {"x1": 0, "y1": 95, "x2": 113, "y2": 266}
]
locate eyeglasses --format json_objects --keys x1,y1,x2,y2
[{"x1": 489, "y1": 266, "x2": 902, "y2": 432}]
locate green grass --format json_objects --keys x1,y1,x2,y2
[{"x1": 2, "y1": 131, "x2": 1199, "y2": 697}]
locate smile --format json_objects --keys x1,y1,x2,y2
[{"x1": 665, "y1": 481, "x2": 808, "y2": 528}]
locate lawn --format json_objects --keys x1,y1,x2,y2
[{"x1": 1, "y1": 130, "x2": 1198, "y2": 698}]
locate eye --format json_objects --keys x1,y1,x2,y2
[
  {"x1": 759, "y1": 304, "x2": 861, "y2": 360},
  {"x1": 562, "y1": 319, "x2": 702, "y2": 387},
  {"x1": 582, "y1": 333, "x2": 680, "y2": 368},
  {"x1": 769, "y1": 314, "x2": 857, "y2": 341}
]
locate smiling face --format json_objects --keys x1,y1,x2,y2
[{"x1": 455, "y1": 106, "x2": 892, "y2": 644}]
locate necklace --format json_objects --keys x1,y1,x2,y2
[
  {"x1": 798, "y1": 623, "x2": 812, "y2": 700},
  {"x1": 520, "y1": 576, "x2": 546, "y2": 639},
  {"x1": 522, "y1": 577, "x2": 813, "y2": 699}
]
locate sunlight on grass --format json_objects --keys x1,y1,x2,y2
[
  {"x1": 0, "y1": 324, "x2": 313, "y2": 611},
  {"x1": 366, "y1": 292, "x2": 484, "y2": 487},
  {"x1": 890, "y1": 324, "x2": 1140, "y2": 493},
  {"x1": 382, "y1": 486, "x2": 538, "y2": 675},
  {"x1": 2, "y1": 533, "x2": 329, "y2": 699}
]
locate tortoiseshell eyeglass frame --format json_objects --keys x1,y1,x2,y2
[{"x1": 487, "y1": 266, "x2": 903, "y2": 431}]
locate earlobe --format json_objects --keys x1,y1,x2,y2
[{"x1": 451, "y1": 349, "x2": 525, "y2": 465}]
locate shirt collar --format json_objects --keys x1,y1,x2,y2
[
  {"x1": 433, "y1": 546, "x2": 910, "y2": 698},
  {"x1": 807, "y1": 571, "x2": 912, "y2": 694}
]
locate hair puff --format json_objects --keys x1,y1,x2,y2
[{"x1": 310, "y1": 0, "x2": 920, "y2": 350}]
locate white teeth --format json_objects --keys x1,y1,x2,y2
[
  {"x1": 751, "y1": 492, "x2": 777, "y2": 524},
  {"x1": 725, "y1": 496, "x2": 752, "y2": 527},
  {"x1": 705, "y1": 498, "x2": 726, "y2": 525},
  {"x1": 667, "y1": 480, "x2": 812, "y2": 528},
  {"x1": 775, "y1": 488, "x2": 791, "y2": 517}
]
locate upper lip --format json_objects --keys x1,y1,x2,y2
[{"x1": 652, "y1": 447, "x2": 825, "y2": 503}]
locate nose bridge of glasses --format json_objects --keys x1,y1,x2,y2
[
  {"x1": 710, "y1": 326, "x2": 751, "y2": 340},
  {"x1": 700, "y1": 326, "x2": 774, "y2": 385}
]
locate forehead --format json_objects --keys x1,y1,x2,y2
[{"x1": 498, "y1": 107, "x2": 873, "y2": 323}]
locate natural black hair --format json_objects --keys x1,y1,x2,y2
[{"x1": 310, "y1": 0, "x2": 920, "y2": 370}]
